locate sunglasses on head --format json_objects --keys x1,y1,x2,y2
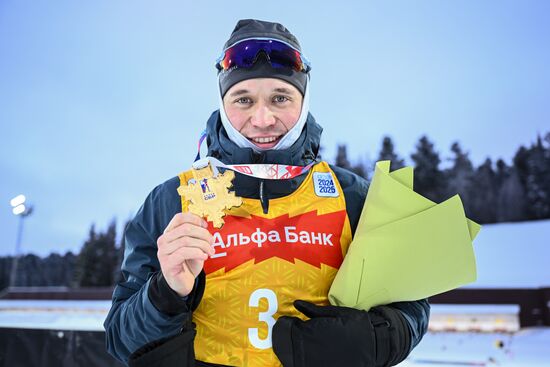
[{"x1": 215, "y1": 38, "x2": 311, "y2": 73}]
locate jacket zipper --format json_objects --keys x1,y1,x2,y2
[{"x1": 259, "y1": 180, "x2": 269, "y2": 214}]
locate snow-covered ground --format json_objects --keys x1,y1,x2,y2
[
  {"x1": 0, "y1": 300, "x2": 110, "y2": 331},
  {"x1": 0, "y1": 300, "x2": 548, "y2": 365},
  {"x1": 463, "y1": 219, "x2": 550, "y2": 289},
  {"x1": 400, "y1": 328, "x2": 550, "y2": 366}
]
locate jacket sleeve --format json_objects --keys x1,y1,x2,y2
[
  {"x1": 331, "y1": 165, "x2": 431, "y2": 360},
  {"x1": 103, "y1": 177, "x2": 200, "y2": 364}
]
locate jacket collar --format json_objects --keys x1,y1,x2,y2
[
  {"x1": 203, "y1": 109, "x2": 323, "y2": 199},
  {"x1": 205, "y1": 109, "x2": 322, "y2": 166}
]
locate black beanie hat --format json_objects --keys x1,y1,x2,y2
[{"x1": 217, "y1": 19, "x2": 309, "y2": 98}]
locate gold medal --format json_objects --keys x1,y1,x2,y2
[{"x1": 177, "y1": 164, "x2": 242, "y2": 228}]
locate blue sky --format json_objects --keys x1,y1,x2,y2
[{"x1": 1, "y1": 1, "x2": 549, "y2": 256}]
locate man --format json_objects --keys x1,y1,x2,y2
[{"x1": 104, "y1": 19, "x2": 430, "y2": 367}]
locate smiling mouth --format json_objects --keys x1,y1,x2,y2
[{"x1": 248, "y1": 135, "x2": 283, "y2": 145}]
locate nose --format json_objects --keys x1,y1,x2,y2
[{"x1": 250, "y1": 102, "x2": 276, "y2": 128}]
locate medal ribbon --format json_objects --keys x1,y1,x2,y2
[{"x1": 194, "y1": 130, "x2": 315, "y2": 180}]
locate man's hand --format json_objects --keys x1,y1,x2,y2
[
  {"x1": 157, "y1": 212, "x2": 214, "y2": 297},
  {"x1": 272, "y1": 301, "x2": 384, "y2": 367}
]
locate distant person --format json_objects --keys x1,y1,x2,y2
[{"x1": 104, "y1": 19, "x2": 430, "y2": 367}]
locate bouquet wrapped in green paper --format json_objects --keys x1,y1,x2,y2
[{"x1": 328, "y1": 160, "x2": 480, "y2": 311}]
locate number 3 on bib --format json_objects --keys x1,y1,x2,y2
[{"x1": 248, "y1": 288, "x2": 278, "y2": 349}]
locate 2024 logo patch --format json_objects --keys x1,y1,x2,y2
[{"x1": 313, "y1": 172, "x2": 339, "y2": 197}]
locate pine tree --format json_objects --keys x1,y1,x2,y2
[
  {"x1": 494, "y1": 159, "x2": 510, "y2": 221},
  {"x1": 334, "y1": 144, "x2": 369, "y2": 179},
  {"x1": 444, "y1": 142, "x2": 475, "y2": 216},
  {"x1": 410, "y1": 136, "x2": 446, "y2": 202},
  {"x1": 469, "y1": 158, "x2": 498, "y2": 223},
  {"x1": 0, "y1": 257, "x2": 10, "y2": 290},
  {"x1": 513, "y1": 136, "x2": 550, "y2": 220},
  {"x1": 74, "y1": 219, "x2": 119, "y2": 287},
  {"x1": 495, "y1": 159, "x2": 508, "y2": 192},
  {"x1": 335, "y1": 144, "x2": 351, "y2": 170},
  {"x1": 41, "y1": 252, "x2": 76, "y2": 286},
  {"x1": 377, "y1": 136, "x2": 405, "y2": 171},
  {"x1": 15, "y1": 254, "x2": 41, "y2": 286},
  {"x1": 525, "y1": 135, "x2": 550, "y2": 219},
  {"x1": 113, "y1": 219, "x2": 131, "y2": 285},
  {"x1": 495, "y1": 164, "x2": 527, "y2": 222}
]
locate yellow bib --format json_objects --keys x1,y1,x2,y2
[{"x1": 178, "y1": 161, "x2": 352, "y2": 367}]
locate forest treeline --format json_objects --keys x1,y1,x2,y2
[
  {"x1": 335, "y1": 132, "x2": 550, "y2": 224},
  {"x1": 1, "y1": 131, "x2": 549, "y2": 289},
  {"x1": 0, "y1": 221, "x2": 124, "y2": 290}
]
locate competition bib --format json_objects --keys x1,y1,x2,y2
[{"x1": 177, "y1": 161, "x2": 352, "y2": 367}]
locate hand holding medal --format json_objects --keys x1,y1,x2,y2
[{"x1": 156, "y1": 212, "x2": 214, "y2": 297}]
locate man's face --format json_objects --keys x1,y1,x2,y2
[{"x1": 222, "y1": 78, "x2": 303, "y2": 149}]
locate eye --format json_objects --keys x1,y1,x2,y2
[
  {"x1": 236, "y1": 97, "x2": 252, "y2": 104},
  {"x1": 273, "y1": 95, "x2": 289, "y2": 103}
]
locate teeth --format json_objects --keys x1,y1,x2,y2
[{"x1": 252, "y1": 136, "x2": 278, "y2": 143}]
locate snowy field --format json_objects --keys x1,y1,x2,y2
[
  {"x1": 401, "y1": 328, "x2": 550, "y2": 366},
  {"x1": 459, "y1": 219, "x2": 550, "y2": 289},
  {"x1": 0, "y1": 300, "x2": 110, "y2": 331},
  {"x1": 0, "y1": 300, "x2": 548, "y2": 365}
]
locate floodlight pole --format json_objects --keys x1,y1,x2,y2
[{"x1": 9, "y1": 205, "x2": 33, "y2": 288}]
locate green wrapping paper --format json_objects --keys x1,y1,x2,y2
[{"x1": 328, "y1": 161, "x2": 480, "y2": 311}]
